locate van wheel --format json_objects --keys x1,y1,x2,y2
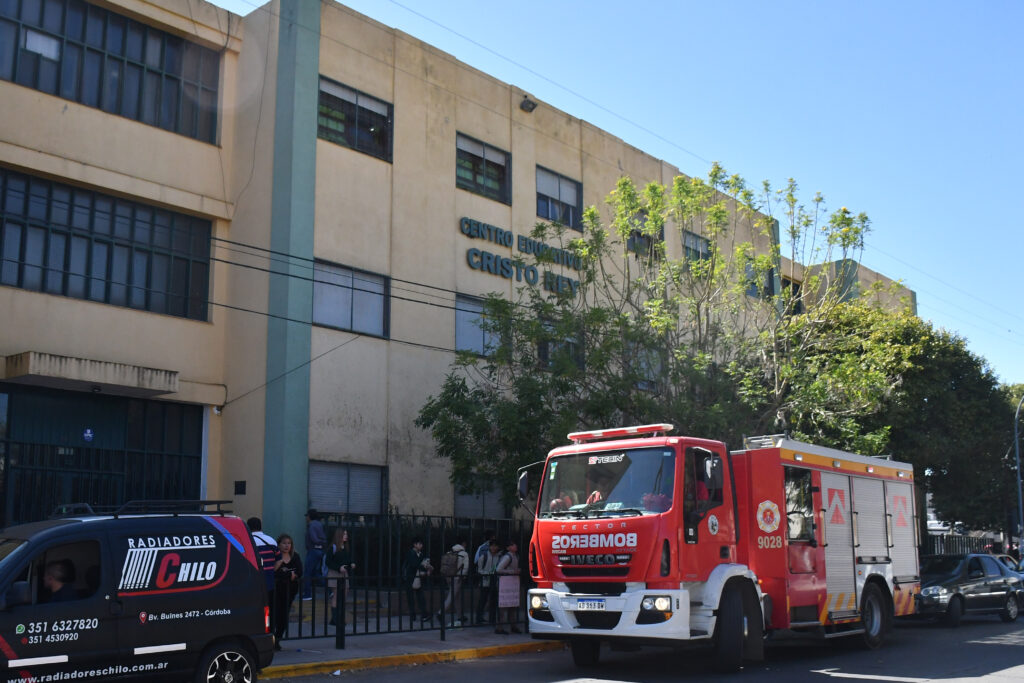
[
  {"x1": 570, "y1": 638, "x2": 600, "y2": 667},
  {"x1": 941, "y1": 596, "x2": 963, "y2": 628},
  {"x1": 859, "y1": 583, "x2": 889, "y2": 649},
  {"x1": 1000, "y1": 593, "x2": 1019, "y2": 622},
  {"x1": 714, "y1": 586, "x2": 745, "y2": 672},
  {"x1": 195, "y1": 642, "x2": 256, "y2": 683}
]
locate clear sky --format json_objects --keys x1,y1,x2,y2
[{"x1": 209, "y1": 0, "x2": 1024, "y2": 387}]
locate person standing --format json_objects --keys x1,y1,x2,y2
[
  {"x1": 494, "y1": 540, "x2": 521, "y2": 634},
  {"x1": 404, "y1": 537, "x2": 432, "y2": 626},
  {"x1": 248, "y1": 517, "x2": 279, "y2": 629},
  {"x1": 474, "y1": 529, "x2": 496, "y2": 568},
  {"x1": 325, "y1": 528, "x2": 354, "y2": 626},
  {"x1": 437, "y1": 539, "x2": 469, "y2": 625},
  {"x1": 303, "y1": 508, "x2": 326, "y2": 600},
  {"x1": 272, "y1": 534, "x2": 303, "y2": 649},
  {"x1": 475, "y1": 539, "x2": 501, "y2": 625}
]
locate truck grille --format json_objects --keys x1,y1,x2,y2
[
  {"x1": 566, "y1": 582, "x2": 626, "y2": 595},
  {"x1": 562, "y1": 567, "x2": 630, "y2": 578},
  {"x1": 574, "y1": 611, "x2": 621, "y2": 629}
]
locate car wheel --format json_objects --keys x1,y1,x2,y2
[
  {"x1": 1000, "y1": 593, "x2": 1019, "y2": 622},
  {"x1": 941, "y1": 595, "x2": 963, "y2": 628},
  {"x1": 194, "y1": 641, "x2": 256, "y2": 683},
  {"x1": 859, "y1": 583, "x2": 889, "y2": 649},
  {"x1": 714, "y1": 585, "x2": 745, "y2": 673},
  {"x1": 569, "y1": 638, "x2": 600, "y2": 667}
]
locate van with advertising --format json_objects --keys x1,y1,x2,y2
[{"x1": 0, "y1": 501, "x2": 274, "y2": 682}]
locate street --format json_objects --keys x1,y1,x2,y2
[{"x1": 279, "y1": 616, "x2": 1024, "y2": 682}]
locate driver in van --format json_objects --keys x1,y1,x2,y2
[{"x1": 44, "y1": 559, "x2": 76, "y2": 602}]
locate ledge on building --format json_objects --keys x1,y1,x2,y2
[{"x1": 2, "y1": 351, "x2": 179, "y2": 398}]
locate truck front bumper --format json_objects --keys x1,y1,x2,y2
[{"x1": 527, "y1": 585, "x2": 703, "y2": 641}]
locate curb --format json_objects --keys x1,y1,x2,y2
[{"x1": 261, "y1": 640, "x2": 565, "y2": 679}]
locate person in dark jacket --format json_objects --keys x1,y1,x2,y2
[
  {"x1": 44, "y1": 560, "x2": 76, "y2": 602},
  {"x1": 303, "y1": 509, "x2": 326, "y2": 600},
  {"x1": 404, "y1": 537, "x2": 431, "y2": 626},
  {"x1": 273, "y1": 534, "x2": 303, "y2": 648}
]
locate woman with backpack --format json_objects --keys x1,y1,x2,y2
[{"x1": 437, "y1": 540, "x2": 469, "y2": 625}]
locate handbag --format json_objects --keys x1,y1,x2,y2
[{"x1": 412, "y1": 576, "x2": 422, "y2": 590}]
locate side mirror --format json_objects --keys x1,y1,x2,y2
[
  {"x1": 517, "y1": 472, "x2": 529, "y2": 502},
  {"x1": 3, "y1": 581, "x2": 31, "y2": 610}
]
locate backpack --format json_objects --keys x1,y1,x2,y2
[{"x1": 440, "y1": 550, "x2": 461, "y2": 578}]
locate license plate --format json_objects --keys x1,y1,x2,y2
[{"x1": 576, "y1": 598, "x2": 606, "y2": 611}]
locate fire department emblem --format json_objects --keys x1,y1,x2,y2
[
  {"x1": 756, "y1": 500, "x2": 781, "y2": 533},
  {"x1": 707, "y1": 514, "x2": 720, "y2": 535}
]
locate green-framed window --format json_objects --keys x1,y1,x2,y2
[
  {"x1": 317, "y1": 76, "x2": 392, "y2": 162},
  {"x1": 456, "y1": 133, "x2": 510, "y2": 204},
  {"x1": 0, "y1": 0, "x2": 219, "y2": 143},
  {"x1": 536, "y1": 166, "x2": 582, "y2": 231},
  {"x1": 0, "y1": 167, "x2": 211, "y2": 320}
]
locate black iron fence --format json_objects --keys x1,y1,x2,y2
[
  {"x1": 922, "y1": 533, "x2": 995, "y2": 555},
  {"x1": 275, "y1": 513, "x2": 534, "y2": 648}
]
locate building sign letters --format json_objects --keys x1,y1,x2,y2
[{"x1": 460, "y1": 217, "x2": 581, "y2": 296}]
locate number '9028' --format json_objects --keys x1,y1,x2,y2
[{"x1": 757, "y1": 535, "x2": 782, "y2": 549}]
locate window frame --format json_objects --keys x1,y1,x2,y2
[
  {"x1": 312, "y1": 259, "x2": 390, "y2": 338},
  {"x1": 682, "y1": 230, "x2": 710, "y2": 261},
  {"x1": 536, "y1": 166, "x2": 583, "y2": 231},
  {"x1": 455, "y1": 132, "x2": 511, "y2": 204},
  {"x1": 454, "y1": 293, "x2": 496, "y2": 356},
  {"x1": 317, "y1": 76, "x2": 393, "y2": 162}
]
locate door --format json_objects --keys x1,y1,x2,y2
[
  {"x1": 885, "y1": 481, "x2": 917, "y2": 579},
  {"x1": 979, "y1": 555, "x2": 1009, "y2": 610},
  {"x1": 962, "y1": 556, "x2": 991, "y2": 611},
  {"x1": 820, "y1": 472, "x2": 856, "y2": 618},
  {"x1": 0, "y1": 536, "x2": 120, "y2": 680},
  {"x1": 851, "y1": 477, "x2": 887, "y2": 560},
  {"x1": 681, "y1": 447, "x2": 730, "y2": 574},
  {"x1": 784, "y1": 466, "x2": 818, "y2": 574}
]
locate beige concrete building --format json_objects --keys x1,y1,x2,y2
[{"x1": 0, "y1": 0, "x2": 913, "y2": 536}]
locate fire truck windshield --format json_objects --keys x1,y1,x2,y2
[{"x1": 538, "y1": 447, "x2": 675, "y2": 518}]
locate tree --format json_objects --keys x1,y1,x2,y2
[{"x1": 417, "y1": 165, "x2": 881, "y2": 500}]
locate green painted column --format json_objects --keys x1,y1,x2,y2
[{"x1": 263, "y1": 0, "x2": 320, "y2": 541}]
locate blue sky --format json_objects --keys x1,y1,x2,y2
[{"x1": 210, "y1": 0, "x2": 1024, "y2": 387}]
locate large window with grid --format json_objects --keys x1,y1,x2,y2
[
  {"x1": 317, "y1": 77, "x2": 392, "y2": 162},
  {"x1": 683, "y1": 230, "x2": 710, "y2": 261},
  {"x1": 456, "y1": 133, "x2": 510, "y2": 204},
  {"x1": 0, "y1": 168, "x2": 211, "y2": 320},
  {"x1": 455, "y1": 294, "x2": 497, "y2": 355},
  {"x1": 0, "y1": 0, "x2": 219, "y2": 143},
  {"x1": 312, "y1": 260, "x2": 389, "y2": 337},
  {"x1": 536, "y1": 166, "x2": 582, "y2": 231}
]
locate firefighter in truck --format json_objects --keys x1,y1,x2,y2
[{"x1": 518, "y1": 424, "x2": 920, "y2": 672}]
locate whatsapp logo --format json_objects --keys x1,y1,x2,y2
[{"x1": 15, "y1": 624, "x2": 25, "y2": 635}]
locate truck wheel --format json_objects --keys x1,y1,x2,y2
[
  {"x1": 941, "y1": 595, "x2": 963, "y2": 628},
  {"x1": 859, "y1": 583, "x2": 889, "y2": 649},
  {"x1": 570, "y1": 638, "x2": 600, "y2": 667},
  {"x1": 714, "y1": 586, "x2": 745, "y2": 673},
  {"x1": 1000, "y1": 593, "x2": 1019, "y2": 622},
  {"x1": 194, "y1": 641, "x2": 256, "y2": 683}
]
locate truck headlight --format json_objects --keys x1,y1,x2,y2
[
  {"x1": 531, "y1": 595, "x2": 549, "y2": 610},
  {"x1": 641, "y1": 595, "x2": 671, "y2": 611}
]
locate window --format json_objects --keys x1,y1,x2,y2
[
  {"x1": 455, "y1": 294, "x2": 496, "y2": 355},
  {"x1": 626, "y1": 210, "x2": 663, "y2": 258},
  {"x1": 317, "y1": 77, "x2": 392, "y2": 162},
  {"x1": 308, "y1": 461, "x2": 386, "y2": 515},
  {"x1": 784, "y1": 466, "x2": 814, "y2": 541},
  {"x1": 27, "y1": 540, "x2": 101, "y2": 604},
  {"x1": 683, "y1": 230, "x2": 710, "y2": 261},
  {"x1": 745, "y1": 264, "x2": 776, "y2": 298},
  {"x1": 456, "y1": 133, "x2": 510, "y2": 203},
  {"x1": 781, "y1": 276, "x2": 803, "y2": 314},
  {"x1": 312, "y1": 260, "x2": 389, "y2": 337},
  {"x1": 0, "y1": 0, "x2": 219, "y2": 142},
  {"x1": 536, "y1": 167, "x2": 582, "y2": 231},
  {"x1": 630, "y1": 344, "x2": 662, "y2": 392},
  {"x1": 0, "y1": 167, "x2": 210, "y2": 320},
  {"x1": 538, "y1": 323, "x2": 583, "y2": 371}
]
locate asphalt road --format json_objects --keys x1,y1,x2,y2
[{"x1": 280, "y1": 614, "x2": 1024, "y2": 682}]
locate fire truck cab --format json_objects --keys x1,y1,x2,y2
[{"x1": 520, "y1": 425, "x2": 919, "y2": 671}]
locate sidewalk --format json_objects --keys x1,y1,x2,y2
[{"x1": 262, "y1": 627, "x2": 565, "y2": 679}]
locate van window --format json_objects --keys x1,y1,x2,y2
[{"x1": 26, "y1": 540, "x2": 101, "y2": 603}]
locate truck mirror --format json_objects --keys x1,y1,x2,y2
[
  {"x1": 3, "y1": 581, "x2": 31, "y2": 610},
  {"x1": 517, "y1": 472, "x2": 529, "y2": 502}
]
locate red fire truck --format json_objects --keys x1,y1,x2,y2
[{"x1": 518, "y1": 424, "x2": 919, "y2": 671}]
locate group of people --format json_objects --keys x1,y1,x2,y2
[
  {"x1": 247, "y1": 508, "x2": 354, "y2": 650},
  {"x1": 403, "y1": 529, "x2": 521, "y2": 634}
]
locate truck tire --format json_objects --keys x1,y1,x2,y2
[
  {"x1": 194, "y1": 641, "x2": 256, "y2": 683},
  {"x1": 941, "y1": 595, "x2": 963, "y2": 628},
  {"x1": 714, "y1": 586, "x2": 745, "y2": 673},
  {"x1": 859, "y1": 582, "x2": 889, "y2": 649},
  {"x1": 570, "y1": 638, "x2": 600, "y2": 667},
  {"x1": 1000, "y1": 593, "x2": 1019, "y2": 622}
]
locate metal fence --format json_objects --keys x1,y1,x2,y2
[
  {"x1": 921, "y1": 533, "x2": 993, "y2": 555},
  {"x1": 276, "y1": 513, "x2": 533, "y2": 648}
]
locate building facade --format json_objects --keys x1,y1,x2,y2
[{"x1": 0, "y1": 0, "x2": 913, "y2": 536}]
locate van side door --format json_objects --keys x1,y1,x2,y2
[{"x1": 0, "y1": 535, "x2": 120, "y2": 680}]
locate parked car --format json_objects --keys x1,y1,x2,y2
[
  {"x1": 994, "y1": 553, "x2": 1024, "y2": 578},
  {"x1": 917, "y1": 553, "x2": 1022, "y2": 627},
  {"x1": 0, "y1": 501, "x2": 274, "y2": 682}
]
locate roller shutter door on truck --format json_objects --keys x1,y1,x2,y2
[
  {"x1": 851, "y1": 477, "x2": 887, "y2": 560},
  {"x1": 885, "y1": 481, "x2": 917, "y2": 578},
  {"x1": 820, "y1": 472, "x2": 856, "y2": 617}
]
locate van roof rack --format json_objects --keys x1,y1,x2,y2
[{"x1": 52, "y1": 500, "x2": 232, "y2": 518}]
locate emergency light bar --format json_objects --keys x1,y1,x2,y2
[{"x1": 568, "y1": 423, "x2": 675, "y2": 444}]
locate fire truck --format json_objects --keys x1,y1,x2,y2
[{"x1": 518, "y1": 424, "x2": 920, "y2": 671}]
